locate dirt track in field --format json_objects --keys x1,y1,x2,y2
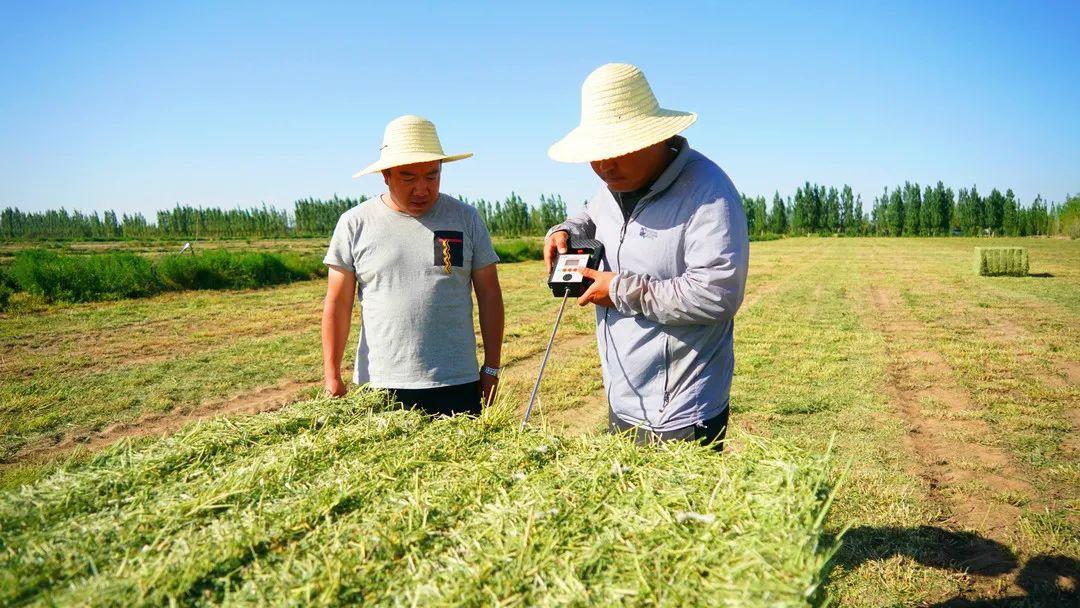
[
  {"x1": 862, "y1": 283, "x2": 1074, "y2": 597},
  {"x1": 5, "y1": 380, "x2": 314, "y2": 465},
  {"x1": 868, "y1": 286, "x2": 1038, "y2": 536}
]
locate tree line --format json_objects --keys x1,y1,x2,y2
[
  {"x1": 2, "y1": 186, "x2": 1076, "y2": 241},
  {"x1": 0, "y1": 193, "x2": 569, "y2": 240},
  {"x1": 741, "y1": 182, "x2": 1076, "y2": 238},
  {"x1": 466, "y1": 193, "x2": 568, "y2": 237},
  {"x1": 0, "y1": 197, "x2": 368, "y2": 240}
]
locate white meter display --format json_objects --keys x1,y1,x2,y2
[{"x1": 552, "y1": 253, "x2": 589, "y2": 284}]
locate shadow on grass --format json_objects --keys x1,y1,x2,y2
[
  {"x1": 827, "y1": 526, "x2": 1078, "y2": 606},
  {"x1": 1027, "y1": 272, "x2": 1054, "y2": 278}
]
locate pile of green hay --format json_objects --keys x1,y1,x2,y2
[
  {"x1": 0, "y1": 392, "x2": 840, "y2": 606},
  {"x1": 974, "y1": 246, "x2": 1029, "y2": 277}
]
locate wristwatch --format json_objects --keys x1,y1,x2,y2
[{"x1": 481, "y1": 365, "x2": 501, "y2": 378}]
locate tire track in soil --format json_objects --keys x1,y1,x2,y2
[
  {"x1": 866, "y1": 284, "x2": 1042, "y2": 580},
  {"x1": 500, "y1": 333, "x2": 596, "y2": 382},
  {"x1": 5, "y1": 380, "x2": 315, "y2": 465},
  {"x1": 501, "y1": 333, "x2": 605, "y2": 433},
  {"x1": 864, "y1": 285, "x2": 1032, "y2": 533}
]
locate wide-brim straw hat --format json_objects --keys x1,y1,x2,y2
[
  {"x1": 353, "y1": 115, "x2": 472, "y2": 177},
  {"x1": 548, "y1": 63, "x2": 697, "y2": 163}
]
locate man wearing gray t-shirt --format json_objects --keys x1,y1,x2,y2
[{"x1": 322, "y1": 115, "x2": 504, "y2": 415}]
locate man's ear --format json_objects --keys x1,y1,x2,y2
[{"x1": 382, "y1": 169, "x2": 391, "y2": 185}]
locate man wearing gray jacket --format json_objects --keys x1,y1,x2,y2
[{"x1": 544, "y1": 63, "x2": 748, "y2": 450}]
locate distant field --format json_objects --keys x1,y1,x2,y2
[{"x1": 1, "y1": 237, "x2": 1077, "y2": 605}]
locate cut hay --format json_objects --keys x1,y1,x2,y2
[
  {"x1": 974, "y1": 246, "x2": 1029, "y2": 277},
  {"x1": 0, "y1": 391, "x2": 840, "y2": 606}
]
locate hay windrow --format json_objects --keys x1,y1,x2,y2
[{"x1": 1, "y1": 391, "x2": 840, "y2": 606}]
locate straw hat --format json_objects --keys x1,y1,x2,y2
[
  {"x1": 352, "y1": 115, "x2": 472, "y2": 177},
  {"x1": 548, "y1": 63, "x2": 697, "y2": 163}
]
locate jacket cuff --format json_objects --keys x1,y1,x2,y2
[{"x1": 546, "y1": 224, "x2": 571, "y2": 239}]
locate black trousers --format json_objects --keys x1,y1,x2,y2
[
  {"x1": 384, "y1": 381, "x2": 482, "y2": 417},
  {"x1": 608, "y1": 406, "x2": 730, "y2": 452}
]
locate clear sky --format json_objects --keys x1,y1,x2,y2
[{"x1": 2, "y1": 0, "x2": 1077, "y2": 216}]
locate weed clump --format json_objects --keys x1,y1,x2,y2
[{"x1": 493, "y1": 238, "x2": 544, "y2": 262}]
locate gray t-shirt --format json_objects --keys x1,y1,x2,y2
[{"x1": 323, "y1": 194, "x2": 499, "y2": 389}]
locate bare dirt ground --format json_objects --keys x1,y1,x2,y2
[{"x1": 6, "y1": 380, "x2": 314, "y2": 465}]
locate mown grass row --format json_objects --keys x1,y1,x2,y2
[{"x1": 0, "y1": 391, "x2": 840, "y2": 606}]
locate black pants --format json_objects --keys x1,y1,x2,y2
[
  {"x1": 385, "y1": 381, "x2": 482, "y2": 417},
  {"x1": 608, "y1": 406, "x2": 729, "y2": 452}
]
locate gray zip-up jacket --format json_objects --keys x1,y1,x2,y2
[{"x1": 549, "y1": 137, "x2": 748, "y2": 432}]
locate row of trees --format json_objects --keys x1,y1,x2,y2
[
  {"x1": 742, "y1": 182, "x2": 1074, "y2": 238},
  {"x1": 0, "y1": 194, "x2": 565, "y2": 240},
  {"x1": 0, "y1": 208, "x2": 157, "y2": 240},
  {"x1": 155, "y1": 204, "x2": 290, "y2": 238},
  {"x1": 293, "y1": 196, "x2": 367, "y2": 236},
  {"x1": 1, "y1": 197, "x2": 365, "y2": 240},
  {"x1": 3, "y1": 187, "x2": 1076, "y2": 241},
  {"x1": 467, "y1": 193, "x2": 567, "y2": 237}
]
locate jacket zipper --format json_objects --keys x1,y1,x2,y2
[{"x1": 614, "y1": 191, "x2": 670, "y2": 416}]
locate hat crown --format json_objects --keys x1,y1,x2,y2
[
  {"x1": 579, "y1": 63, "x2": 660, "y2": 126},
  {"x1": 380, "y1": 115, "x2": 447, "y2": 156}
]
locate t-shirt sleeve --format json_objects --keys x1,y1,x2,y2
[
  {"x1": 471, "y1": 208, "x2": 500, "y2": 269},
  {"x1": 323, "y1": 214, "x2": 356, "y2": 272}
]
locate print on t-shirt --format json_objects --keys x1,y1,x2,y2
[{"x1": 433, "y1": 230, "x2": 464, "y2": 273}]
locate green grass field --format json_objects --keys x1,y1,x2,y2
[{"x1": 1, "y1": 237, "x2": 1077, "y2": 605}]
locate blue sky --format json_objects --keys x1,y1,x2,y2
[{"x1": 2, "y1": 0, "x2": 1077, "y2": 216}]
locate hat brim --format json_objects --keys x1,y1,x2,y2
[
  {"x1": 548, "y1": 109, "x2": 697, "y2": 163},
  {"x1": 352, "y1": 152, "x2": 472, "y2": 178}
]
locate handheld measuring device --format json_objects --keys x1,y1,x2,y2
[
  {"x1": 546, "y1": 238, "x2": 606, "y2": 297},
  {"x1": 522, "y1": 237, "x2": 605, "y2": 430}
]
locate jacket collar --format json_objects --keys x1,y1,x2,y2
[{"x1": 643, "y1": 136, "x2": 692, "y2": 200}]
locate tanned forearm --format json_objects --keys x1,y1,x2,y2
[
  {"x1": 322, "y1": 297, "x2": 353, "y2": 381},
  {"x1": 477, "y1": 288, "x2": 504, "y2": 368},
  {"x1": 322, "y1": 269, "x2": 356, "y2": 387}
]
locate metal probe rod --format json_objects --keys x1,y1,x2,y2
[{"x1": 521, "y1": 290, "x2": 570, "y2": 430}]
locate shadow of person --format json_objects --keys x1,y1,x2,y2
[
  {"x1": 826, "y1": 525, "x2": 1078, "y2": 605},
  {"x1": 930, "y1": 554, "x2": 1078, "y2": 606},
  {"x1": 831, "y1": 525, "x2": 1018, "y2": 576}
]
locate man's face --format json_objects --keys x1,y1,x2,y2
[
  {"x1": 383, "y1": 161, "x2": 442, "y2": 216},
  {"x1": 589, "y1": 140, "x2": 672, "y2": 192}
]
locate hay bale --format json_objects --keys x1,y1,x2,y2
[{"x1": 974, "y1": 247, "x2": 1029, "y2": 277}]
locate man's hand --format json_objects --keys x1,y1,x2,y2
[
  {"x1": 324, "y1": 375, "x2": 348, "y2": 398},
  {"x1": 577, "y1": 267, "x2": 616, "y2": 308},
  {"x1": 544, "y1": 230, "x2": 569, "y2": 273},
  {"x1": 480, "y1": 373, "x2": 499, "y2": 407}
]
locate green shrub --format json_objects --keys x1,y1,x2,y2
[
  {"x1": 0, "y1": 391, "x2": 840, "y2": 606},
  {"x1": 8, "y1": 249, "x2": 162, "y2": 302},
  {"x1": 974, "y1": 247, "x2": 1029, "y2": 277},
  {"x1": 4, "y1": 249, "x2": 325, "y2": 305},
  {"x1": 494, "y1": 238, "x2": 544, "y2": 263},
  {"x1": 750, "y1": 232, "x2": 785, "y2": 242},
  {"x1": 0, "y1": 284, "x2": 11, "y2": 311},
  {"x1": 156, "y1": 250, "x2": 322, "y2": 291}
]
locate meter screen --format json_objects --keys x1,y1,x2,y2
[{"x1": 554, "y1": 254, "x2": 589, "y2": 283}]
